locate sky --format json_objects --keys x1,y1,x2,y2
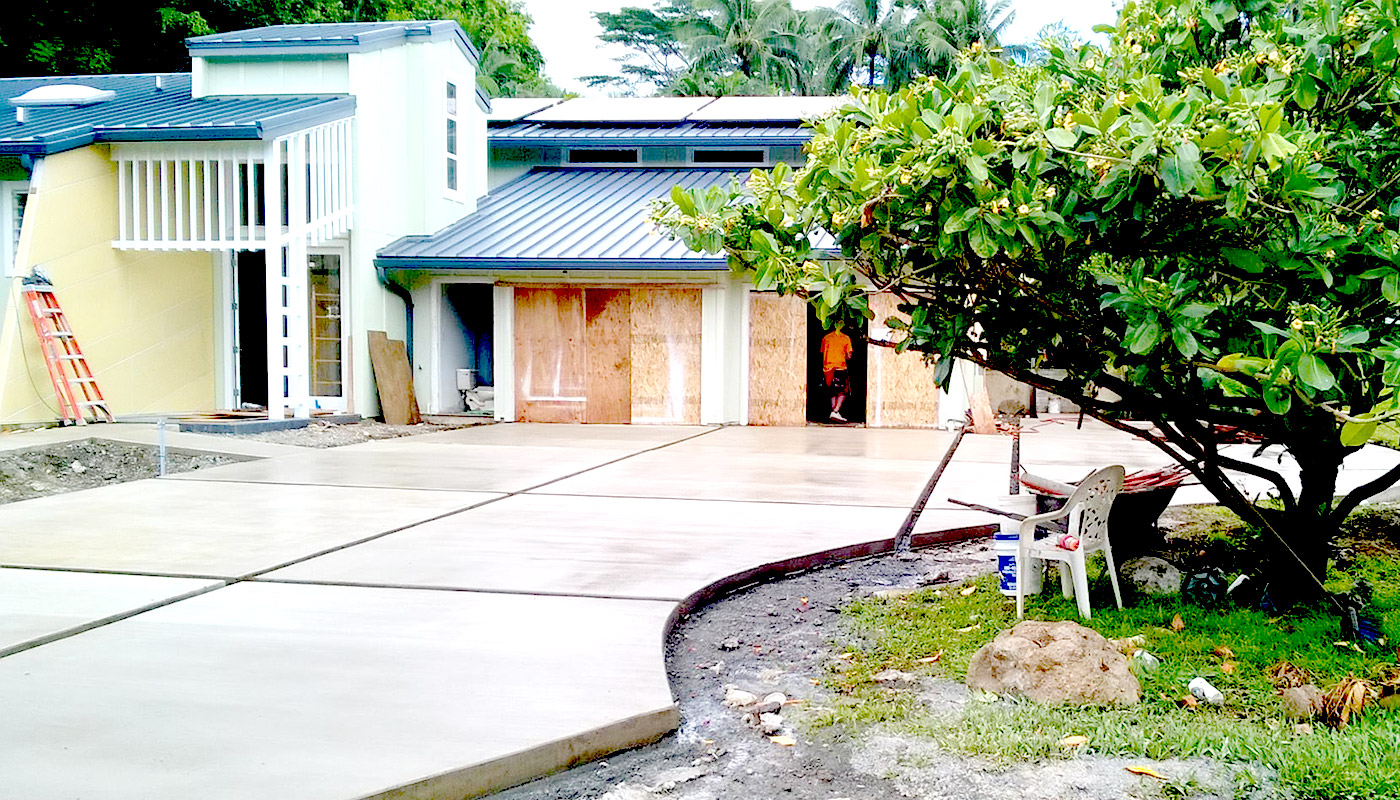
[{"x1": 515, "y1": 0, "x2": 1123, "y2": 95}]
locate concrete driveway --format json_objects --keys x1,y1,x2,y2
[{"x1": 0, "y1": 420, "x2": 1393, "y2": 799}]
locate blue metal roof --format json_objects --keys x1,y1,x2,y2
[
  {"x1": 187, "y1": 21, "x2": 481, "y2": 63},
  {"x1": 488, "y1": 121, "x2": 812, "y2": 147},
  {"x1": 376, "y1": 167, "x2": 747, "y2": 270},
  {"x1": 0, "y1": 73, "x2": 354, "y2": 156}
]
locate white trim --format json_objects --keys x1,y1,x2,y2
[
  {"x1": 308, "y1": 241, "x2": 350, "y2": 411},
  {"x1": 738, "y1": 287, "x2": 751, "y2": 426},
  {"x1": 700, "y1": 285, "x2": 724, "y2": 424},
  {"x1": 0, "y1": 179, "x2": 30, "y2": 278},
  {"x1": 492, "y1": 284, "x2": 515, "y2": 421},
  {"x1": 215, "y1": 250, "x2": 236, "y2": 409}
]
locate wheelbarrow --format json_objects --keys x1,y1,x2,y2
[{"x1": 1020, "y1": 465, "x2": 1191, "y2": 558}]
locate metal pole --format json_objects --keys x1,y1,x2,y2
[
  {"x1": 895, "y1": 423, "x2": 968, "y2": 551},
  {"x1": 157, "y1": 418, "x2": 168, "y2": 477},
  {"x1": 1009, "y1": 416, "x2": 1021, "y2": 494}
]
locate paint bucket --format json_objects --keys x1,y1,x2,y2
[{"x1": 995, "y1": 528, "x2": 1041, "y2": 596}]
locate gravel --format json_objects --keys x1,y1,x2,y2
[
  {"x1": 492, "y1": 538, "x2": 1263, "y2": 800},
  {"x1": 0, "y1": 439, "x2": 235, "y2": 505},
  {"x1": 222, "y1": 419, "x2": 487, "y2": 448}
]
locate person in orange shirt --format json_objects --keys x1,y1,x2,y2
[{"x1": 820, "y1": 323, "x2": 853, "y2": 423}]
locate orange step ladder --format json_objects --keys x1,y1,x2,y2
[{"x1": 21, "y1": 280, "x2": 114, "y2": 425}]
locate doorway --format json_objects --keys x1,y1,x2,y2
[
  {"x1": 440, "y1": 283, "x2": 494, "y2": 414},
  {"x1": 806, "y1": 307, "x2": 867, "y2": 425},
  {"x1": 235, "y1": 251, "x2": 267, "y2": 409}
]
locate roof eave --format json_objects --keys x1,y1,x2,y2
[
  {"x1": 487, "y1": 134, "x2": 809, "y2": 148},
  {"x1": 375, "y1": 256, "x2": 731, "y2": 271}
]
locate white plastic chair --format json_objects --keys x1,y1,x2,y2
[{"x1": 1016, "y1": 465, "x2": 1125, "y2": 620}]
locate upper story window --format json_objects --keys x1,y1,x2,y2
[
  {"x1": 567, "y1": 149, "x2": 639, "y2": 164},
  {"x1": 446, "y1": 82, "x2": 459, "y2": 193},
  {"x1": 1, "y1": 182, "x2": 29, "y2": 277},
  {"x1": 691, "y1": 148, "x2": 766, "y2": 165}
]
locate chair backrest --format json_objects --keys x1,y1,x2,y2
[{"x1": 1065, "y1": 465, "x2": 1124, "y2": 549}]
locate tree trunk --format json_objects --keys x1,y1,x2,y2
[{"x1": 1256, "y1": 444, "x2": 1341, "y2": 608}]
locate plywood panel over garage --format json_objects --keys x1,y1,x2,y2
[
  {"x1": 515, "y1": 287, "x2": 586, "y2": 423},
  {"x1": 630, "y1": 288, "x2": 701, "y2": 424},
  {"x1": 747, "y1": 292, "x2": 806, "y2": 426},
  {"x1": 868, "y1": 293, "x2": 939, "y2": 427},
  {"x1": 512, "y1": 286, "x2": 702, "y2": 424}
]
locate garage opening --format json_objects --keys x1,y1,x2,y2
[
  {"x1": 440, "y1": 283, "x2": 494, "y2": 415},
  {"x1": 806, "y1": 307, "x2": 867, "y2": 425}
]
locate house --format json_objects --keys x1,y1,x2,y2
[
  {"x1": 377, "y1": 95, "x2": 959, "y2": 428},
  {"x1": 0, "y1": 21, "x2": 487, "y2": 424},
  {"x1": 0, "y1": 21, "x2": 967, "y2": 429}
]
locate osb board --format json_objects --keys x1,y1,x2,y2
[
  {"x1": 867, "y1": 294, "x2": 939, "y2": 428},
  {"x1": 514, "y1": 288, "x2": 586, "y2": 424},
  {"x1": 585, "y1": 289, "x2": 632, "y2": 424},
  {"x1": 367, "y1": 331, "x2": 421, "y2": 425},
  {"x1": 747, "y1": 293, "x2": 806, "y2": 426},
  {"x1": 629, "y1": 288, "x2": 702, "y2": 424}
]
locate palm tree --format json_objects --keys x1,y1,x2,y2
[
  {"x1": 682, "y1": 0, "x2": 803, "y2": 91},
  {"x1": 907, "y1": 0, "x2": 1017, "y2": 78},
  {"x1": 816, "y1": 0, "x2": 914, "y2": 91}
]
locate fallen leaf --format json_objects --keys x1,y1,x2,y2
[
  {"x1": 954, "y1": 624, "x2": 980, "y2": 633},
  {"x1": 917, "y1": 650, "x2": 945, "y2": 664},
  {"x1": 1170, "y1": 614, "x2": 1185, "y2": 632},
  {"x1": 959, "y1": 585, "x2": 978, "y2": 596},
  {"x1": 1179, "y1": 695, "x2": 1199, "y2": 709},
  {"x1": 800, "y1": 597, "x2": 809, "y2": 604},
  {"x1": 769, "y1": 735, "x2": 797, "y2": 746},
  {"x1": 809, "y1": 678, "x2": 821, "y2": 686},
  {"x1": 1221, "y1": 662, "x2": 1236, "y2": 675},
  {"x1": 837, "y1": 652, "x2": 855, "y2": 660},
  {"x1": 1059, "y1": 735, "x2": 1089, "y2": 748},
  {"x1": 1213, "y1": 645, "x2": 1235, "y2": 659},
  {"x1": 1294, "y1": 722, "x2": 1314, "y2": 735},
  {"x1": 1126, "y1": 765, "x2": 1167, "y2": 780}
]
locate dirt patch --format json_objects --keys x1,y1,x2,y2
[
  {"x1": 224, "y1": 419, "x2": 488, "y2": 448},
  {"x1": 0, "y1": 439, "x2": 236, "y2": 505},
  {"x1": 493, "y1": 538, "x2": 1253, "y2": 800}
]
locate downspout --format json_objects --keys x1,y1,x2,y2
[{"x1": 375, "y1": 263, "x2": 414, "y2": 365}]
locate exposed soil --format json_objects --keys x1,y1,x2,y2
[
  {"x1": 225, "y1": 419, "x2": 488, "y2": 448},
  {"x1": 0, "y1": 439, "x2": 235, "y2": 505},
  {"x1": 494, "y1": 538, "x2": 1253, "y2": 800}
]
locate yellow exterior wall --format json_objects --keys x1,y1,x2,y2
[{"x1": 0, "y1": 145, "x2": 217, "y2": 424}]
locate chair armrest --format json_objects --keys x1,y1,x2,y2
[{"x1": 1018, "y1": 505, "x2": 1072, "y2": 543}]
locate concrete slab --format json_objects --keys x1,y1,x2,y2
[
  {"x1": 170, "y1": 441, "x2": 645, "y2": 493},
  {"x1": 0, "y1": 480, "x2": 497, "y2": 578},
  {"x1": 411, "y1": 422, "x2": 711, "y2": 449},
  {"x1": 263, "y1": 494, "x2": 909, "y2": 599},
  {"x1": 0, "y1": 582, "x2": 677, "y2": 800},
  {"x1": 0, "y1": 568, "x2": 221, "y2": 656},
  {"x1": 0, "y1": 423, "x2": 304, "y2": 459}
]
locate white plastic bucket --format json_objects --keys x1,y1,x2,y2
[{"x1": 994, "y1": 528, "x2": 1042, "y2": 596}]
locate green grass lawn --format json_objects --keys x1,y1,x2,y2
[{"x1": 811, "y1": 509, "x2": 1400, "y2": 800}]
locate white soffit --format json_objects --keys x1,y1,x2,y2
[
  {"x1": 524, "y1": 96, "x2": 717, "y2": 123},
  {"x1": 687, "y1": 96, "x2": 850, "y2": 122},
  {"x1": 487, "y1": 97, "x2": 564, "y2": 122}
]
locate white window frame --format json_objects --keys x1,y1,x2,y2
[
  {"x1": 1, "y1": 180, "x2": 30, "y2": 277},
  {"x1": 687, "y1": 147, "x2": 769, "y2": 167},
  {"x1": 307, "y1": 241, "x2": 351, "y2": 411},
  {"x1": 445, "y1": 81, "x2": 461, "y2": 198}
]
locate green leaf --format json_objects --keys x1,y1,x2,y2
[
  {"x1": 1249, "y1": 320, "x2": 1292, "y2": 337},
  {"x1": 1203, "y1": 69, "x2": 1228, "y2": 100},
  {"x1": 1293, "y1": 72, "x2": 1318, "y2": 110},
  {"x1": 1337, "y1": 327, "x2": 1370, "y2": 347},
  {"x1": 1297, "y1": 353, "x2": 1336, "y2": 391},
  {"x1": 1172, "y1": 327, "x2": 1200, "y2": 358},
  {"x1": 1128, "y1": 320, "x2": 1162, "y2": 354},
  {"x1": 1384, "y1": 273, "x2": 1400, "y2": 304},
  {"x1": 1161, "y1": 141, "x2": 1201, "y2": 197},
  {"x1": 1264, "y1": 384, "x2": 1293, "y2": 414},
  {"x1": 1341, "y1": 420, "x2": 1379, "y2": 447},
  {"x1": 670, "y1": 185, "x2": 696, "y2": 217},
  {"x1": 1045, "y1": 128, "x2": 1078, "y2": 149},
  {"x1": 965, "y1": 154, "x2": 989, "y2": 182}
]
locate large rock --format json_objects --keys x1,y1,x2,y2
[
  {"x1": 1120, "y1": 556, "x2": 1182, "y2": 596},
  {"x1": 965, "y1": 620, "x2": 1141, "y2": 705}
]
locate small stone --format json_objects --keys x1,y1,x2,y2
[
  {"x1": 897, "y1": 551, "x2": 921, "y2": 561},
  {"x1": 872, "y1": 587, "x2": 921, "y2": 599},
  {"x1": 719, "y1": 637, "x2": 740, "y2": 651},
  {"x1": 707, "y1": 660, "x2": 725, "y2": 673},
  {"x1": 1280, "y1": 685, "x2": 1322, "y2": 719},
  {"x1": 873, "y1": 669, "x2": 917, "y2": 685},
  {"x1": 69, "y1": 461, "x2": 86, "y2": 474},
  {"x1": 723, "y1": 687, "x2": 758, "y2": 708},
  {"x1": 740, "y1": 712, "x2": 758, "y2": 728},
  {"x1": 759, "y1": 712, "x2": 783, "y2": 734},
  {"x1": 1120, "y1": 556, "x2": 1182, "y2": 596},
  {"x1": 919, "y1": 569, "x2": 951, "y2": 585},
  {"x1": 756, "y1": 692, "x2": 786, "y2": 713}
]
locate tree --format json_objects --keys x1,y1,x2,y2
[
  {"x1": 906, "y1": 0, "x2": 1016, "y2": 78},
  {"x1": 682, "y1": 0, "x2": 803, "y2": 90},
  {"x1": 591, "y1": 3, "x2": 696, "y2": 93},
  {"x1": 653, "y1": 0, "x2": 1400, "y2": 605},
  {"x1": 815, "y1": 0, "x2": 913, "y2": 91}
]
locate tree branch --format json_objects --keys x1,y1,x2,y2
[{"x1": 1330, "y1": 461, "x2": 1400, "y2": 522}]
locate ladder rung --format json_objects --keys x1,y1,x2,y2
[
  {"x1": 58, "y1": 354, "x2": 86, "y2": 360},
  {"x1": 78, "y1": 401, "x2": 109, "y2": 408},
  {"x1": 49, "y1": 330, "x2": 75, "y2": 337},
  {"x1": 70, "y1": 377, "x2": 99, "y2": 383}
]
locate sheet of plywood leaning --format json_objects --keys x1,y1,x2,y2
[
  {"x1": 585, "y1": 289, "x2": 633, "y2": 423},
  {"x1": 514, "y1": 287, "x2": 587, "y2": 423},
  {"x1": 630, "y1": 288, "x2": 702, "y2": 424},
  {"x1": 867, "y1": 293, "x2": 940, "y2": 427},
  {"x1": 747, "y1": 292, "x2": 806, "y2": 426}
]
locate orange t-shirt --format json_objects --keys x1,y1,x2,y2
[{"x1": 820, "y1": 330, "x2": 853, "y2": 372}]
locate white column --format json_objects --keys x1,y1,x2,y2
[
  {"x1": 492, "y1": 284, "x2": 515, "y2": 422},
  {"x1": 286, "y1": 133, "x2": 311, "y2": 418},
  {"x1": 265, "y1": 141, "x2": 288, "y2": 420}
]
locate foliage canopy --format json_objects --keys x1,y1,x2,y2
[{"x1": 654, "y1": 0, "x2": 1400, "y2": 600}]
